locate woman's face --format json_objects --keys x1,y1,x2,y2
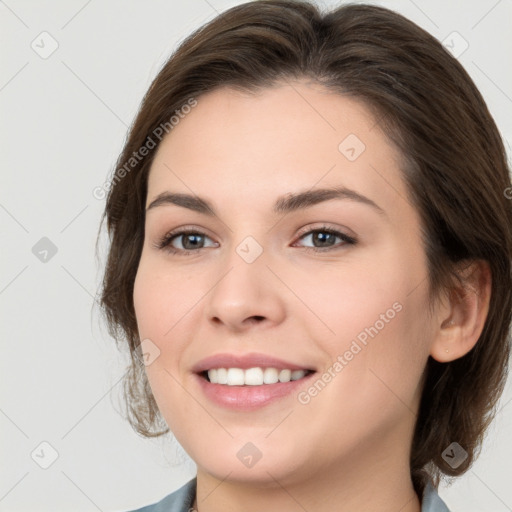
[{"x1": 133, "y1": 81, "x2": 436, "y2": 486}]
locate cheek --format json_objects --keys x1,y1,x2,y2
[
  {"x1": 132, "y1": 254, "x2": 212, "y2": 398},
  {"x1": 132, "y1": 258, "x2": 200, "y2": 432},
  {"x1": 286, "y1": 249, "x2": 424, "y2": 352},
  {"x1": 292, "y1": 242, "x2": 431, "y2": 406},
  {"x1": 290, "y1": 282, "x2": 430, "y2": 463},
  {"x1": 133, "y1": 255, "x2": 199, "y2": 340},
  {"x1": 133, "y1": 269, "x2": 166, "y2": 342}
]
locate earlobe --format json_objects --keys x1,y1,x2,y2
[{"x1": 430, "y1": 260, "x2": 492, "y2": 363}]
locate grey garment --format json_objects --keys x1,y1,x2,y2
[
  {"x1": 423, "y1": 481, "x2": 451, "y2": 512},
  {"x1": 126, "y1": 478, "x2": 196, "y2": 512},
  {"x1": 127, "y1": 476, "x2": 451, "y2": 512}
]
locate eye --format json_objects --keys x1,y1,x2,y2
[
  {"x1": 155, "y1": 229, "x2": 218, "y2": 255},
  {"x1": 154, "y1": 225, "x2": 356, "y2": 256},
  {"x1": 294, "y1": 226, "x2": 357, "y2": 252}
]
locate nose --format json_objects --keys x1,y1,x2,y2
[{"x1": 205, "y1": 249, "x2": 286, "y2": 332}]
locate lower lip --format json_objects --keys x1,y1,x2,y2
[{"x1": 194, "y1": 372, "x2": 316, "y2": 411}]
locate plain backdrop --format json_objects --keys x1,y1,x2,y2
[{"x1": 1, "y1": 1, "x2": 511, "y2": 511}]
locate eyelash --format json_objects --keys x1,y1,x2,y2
[{"x1": 154, "y1": 225, "x2": 357, "y2": 256}]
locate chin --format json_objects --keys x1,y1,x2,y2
[{"x1": 191, "y1": 437, "x2": 313, "y2": 487}]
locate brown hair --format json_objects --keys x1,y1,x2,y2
[{"x1": 98, "y1": 0, "x2": 512, "y2": 498}]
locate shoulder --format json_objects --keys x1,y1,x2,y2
[
  {"x1": 421, "y1": 481, "x2": 451, "y2": 512},
  {"x1": 125, "y1": 477, "x2": 197, "y2": 512}
]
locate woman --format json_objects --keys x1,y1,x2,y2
[{"x1": 98, "y1": 1, "x2": 512, "y2": 511}]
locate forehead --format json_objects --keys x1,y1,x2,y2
[{"x1": 146, "y1": 81, "x2": 410, "y2": 219}]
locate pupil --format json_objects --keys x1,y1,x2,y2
[
  {"x1": 314, "y1": 232, "x2": 334, "y2": 247},
  {"x1": 183, "y1": 234, "x2": 203, "y2": 250}
]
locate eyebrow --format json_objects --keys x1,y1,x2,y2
[{"x1": 146, "y1": 186, "x2": 385, "y2": 216}]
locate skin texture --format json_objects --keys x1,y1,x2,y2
[{"x1": 133, "y1": 80, "x2": 491, "y2": 512}]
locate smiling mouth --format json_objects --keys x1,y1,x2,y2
[{"x1": 200, "y1": 367, "x2": 316, "y2": 386}]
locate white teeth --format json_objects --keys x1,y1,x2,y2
[
  {"x1": 217, "y1": 368, "x2": 228, "y2": 384},
  {"x1": 208, "y1": 369, "x2": 217, "y2": 383},
  {"x1": 263, "y1": 368, "x2": 279, "y2": 384},
  {"x1": 278, "y1": 369, "x2": 291, "y2": 382},
  {"x1": 206, "y1": 367, "x2": 309, "y2": 385},
  {"x1": 226, "y1": 368, "x2": 245, "y2": 386},
  {"x1": 245, "y1": 367, "x2": 263, "y2": 385}
]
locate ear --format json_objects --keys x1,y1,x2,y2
[{"x1": 430, "y1": 259, "x2": 492, "y2": 363}]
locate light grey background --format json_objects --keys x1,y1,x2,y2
[{"x1": 1, "y1": 1, "x2": 511, "y2": 511}]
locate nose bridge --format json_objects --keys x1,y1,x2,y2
[{"x1": 205, "y1": 234, "x2": 284, "y2": 329}]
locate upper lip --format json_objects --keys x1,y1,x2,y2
[{"x1": 192, "y1": 352, "x2": 316, "y2": 373}]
